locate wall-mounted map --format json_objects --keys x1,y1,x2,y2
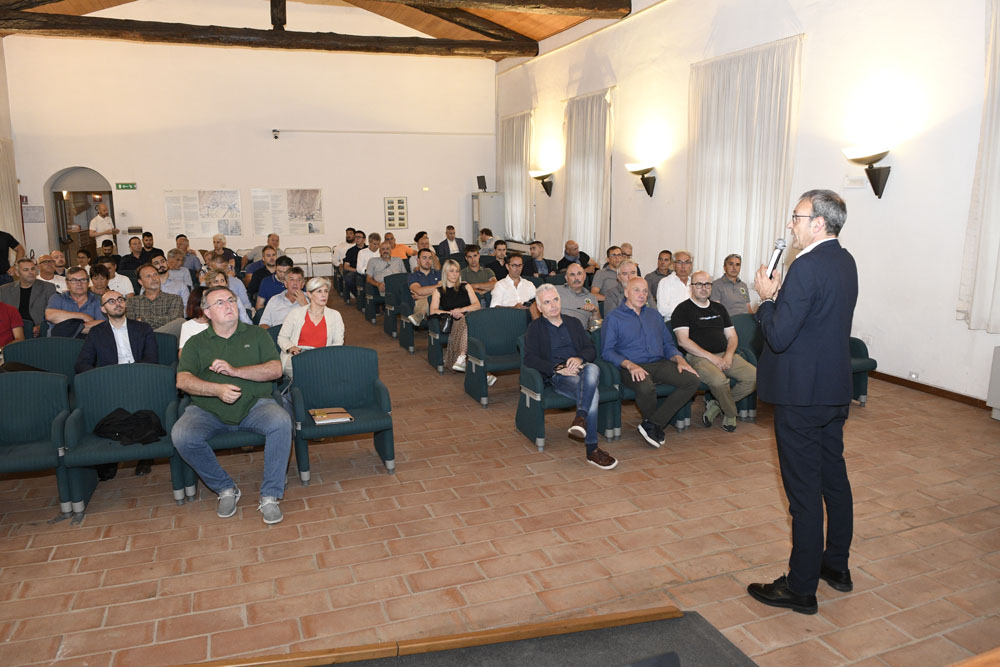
[
  {"x1": 252, "y1": 189, "x2": 324, "y2": 235},
  {"x1": 165, "y1": 189, "x2": 242, "y2": 237}
]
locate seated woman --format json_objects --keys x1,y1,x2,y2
[
  {"x1": 277, "y1": 276, "x2": 344, "y2": 377},
  {"x1": 204, "y1": 269, "x2": 252, "y2": 324},
  {"x1": 434, "y1": 259, "x2": 494, "y2": 385},
  {"x1": 89, "y1": 263, "x2": 110, "y2": 298},
  {"x1": 179, "y1": 286, "x2": 209, "y2": 353}
]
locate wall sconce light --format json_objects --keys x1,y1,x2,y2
[
  {"x1": 842, "y1": 147, "x2": 891, "y2": 198},
  {"x1": 626, "y1": 163, "x2": 656, "y2": 197},
  {"x1": 92, "y1": 194, "x2": 102, "y2": 202},
  {"x1": 529, "y1": 170, "x2": 553, "y2": 197}
]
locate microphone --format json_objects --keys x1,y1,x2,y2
[{"x1": 766, "y1": 239, "x2": 787, "y2": 279}]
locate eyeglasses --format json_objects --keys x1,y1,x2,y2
[
  {"x1": 67, "y1": 278, "x2": 89, "y2": 284},
  {"x1": 691, "y1": 282, "x2": 712, "y2": 288},
  {"x1": 791, "y1": 214, "x2": 816, "y2": 221},
  {"x1": 208, "y1": 297, "x2": 238, "y2": 309},
  {"x1": 674, "y1": 260, "x2": 692, "y2": 265},
  {"x1": 102, "y1": 297, "x2": 126, "y2": 305},
  {"x1": 508, "y1": 263, "x2": 523, "y2": 268}
]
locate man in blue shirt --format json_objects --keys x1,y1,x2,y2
[
  {"x1": 602, "y1": 277, "x2": 700, "y2": 447},
  {"x1": 44, "y1": 267, "x2": 105, "y2": 337},
  {"x1": 406, "y1": 248, "x2": 441, "y2": 326},
  {"x1": 255, "y1": 256, "x2": 293, "y2": 310}
]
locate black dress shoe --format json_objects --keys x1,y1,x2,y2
[
  {"x1": 820, "y1": 564, "x2": 853, "y2": 592},
  {"x1": 747, "y1": 575, "x2": 818, "y2": 615},
  {"x1": 134, "y1": 459, "x2": 153, "y2": 476}
]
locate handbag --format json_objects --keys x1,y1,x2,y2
[{"x1": 435, "y1": 313, "x2": 454, "y2": 334}]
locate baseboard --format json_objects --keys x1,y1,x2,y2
[
  {"x1": 188, "y1": 605, "x2": 683, "y2": 667},
  {"x1": 870, "y1": 371, "x2": 989, "y2": 411}
]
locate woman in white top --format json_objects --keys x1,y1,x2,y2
[
  {"x1": 277, "y1": 276, "x2": 345, "y2": 377},
  {"x1": 178, "y1": 286, "x2": 209, "y2": 352}
]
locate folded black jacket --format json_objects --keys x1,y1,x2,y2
[{"x1": 93, "y1": 408, "x2": 166, "y2": 446}]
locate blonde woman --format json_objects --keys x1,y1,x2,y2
[
  {"x1": 277, "y1": 276, "x2": 345, "y2": 377},
  {"x1": 434, "y1": 259, "x2": 494, "y2": 385}
]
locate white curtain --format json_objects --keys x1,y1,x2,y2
[
  {"x1": 0, "y1": 139, "x2": 22, "y2": 245},
  {"x1": 563, "y1": 90, "x2": 612, "y2": 258},
  {"x1": 498, "y1": 112, "x2": 532, "y2": 243},
  {"x1": 688, "y1": 35, "x2": 802, "y2": 282},
  {"x1": 958, "y1": 0, "x2": 1000, "y2": 332}
]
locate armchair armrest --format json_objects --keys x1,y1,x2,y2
[
  {"x1": 290, "y1": 386, "x2": 307, "y2": 426},
  {"x1": 606, "y1": 362, "x2": 624, "y2": 389},
  {"x1": 849, "y1": 337, "x2": 870, "y2": 358},
  {"x1": 51, "y1": 409, "x2": 69, "y2": 453},
  {"x1": 178, "y1": 395, "x2": 191, "y2": 415},
  {"x1": 519, "y1": 365, "x2": 544, "y2": 397},
  {"x1": 374, "y1": 379, "x2": 392, "y2": 413},
  {"x1": 65, "y1": 408, "x2": 84, "y2": 451},
  {"x1": 594, "y1": 359, "x2": 617, "y2": 388},
  {"x1": 736, "y1": 346, "x2": 757, "y2": 367},
  {"x1": 467, "y1": 336, "x2": 487, "y2": 367},
  {"x1": 164, "y1": 400, "x2": 179, "y2": 432}
]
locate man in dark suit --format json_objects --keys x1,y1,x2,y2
[
  {"x1": 0, "y1": 258, "x2": 56, "y2": 337},
  {"x1": 435, "y1": 225, "x2": 466, "y2": 260},
  {"x1": 748, "y1": 189, "x2": 858, "y2": 615},
  {"x1": 76, "y1": 289, "x2": 159, "y2": 477}
]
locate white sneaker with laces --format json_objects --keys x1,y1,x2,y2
[
  {"x1": 452, "y1": 354, "x2": 467, "y2": 372},
  {"x1": 258, "y1": 496, "x2": 283, "y2": 524}
]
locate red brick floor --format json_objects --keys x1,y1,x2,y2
[{"x1": 1, "y1": 302, "x2": 998, "y2": 666}]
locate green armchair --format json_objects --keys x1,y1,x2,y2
[
  {"x1": 3, "y1": 337, "x2": 83, "y2": 379},
  {"x1": 465, "y1": 307, "x2": 530, "y2": 407}
]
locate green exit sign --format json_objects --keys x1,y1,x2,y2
[{"x1": 116, "y1": 183, "x2": 137, "y2": 190}]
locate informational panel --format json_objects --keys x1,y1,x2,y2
[
  {"x1": 251, "y1": 188, "x2": 324, "y2": 235},
  {"x1": 384, "y1": 196, "x2": 407, "y2": 229},
  {"x1": 22, "y1": 205, "x2": 45, "y2": 225},
  {"x1": 164, "y1": 189, "x2": 242, "y2": 237}
]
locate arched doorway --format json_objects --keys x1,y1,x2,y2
[{"x1": 42, "y1": 166, "x2": 114, "y2": 262}]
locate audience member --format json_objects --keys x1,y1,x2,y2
[
  {"x1": 435, "y1": 225, "x2": 466, "y2": 258},
  {"x1": 434, "y1": 259, "x2": 489, "y2": 381},
  {"x1": 179, "y1": 286, "x2": 209, "y2": 352},
  {"x1": 173, "y1": 285, "x2": 291, "y2": 525},
  {"x1": 210, "y1": 233, "x2": 238, "y2": 268},
  {"x1": 204, "y1": 270, "x2": 252, "y2": 324},
  {"x1": 76, "y1": 249, "x2": 93, "y2": 275},
  {"x1": 385, "y1": 232, "x2": 415, "y2": 260},
  {"x1": 126, "y1": 264, "x2": 185, "y2": 335},
  {"x1": 119, "y1": 237, "x2": 146, "y2": 273},
  {"x1": 489, "y1": 253, "x2": 536, "y2": 310},
  {"x1": 712, "y1": 253, "x2": 759, "y2": 316},
  {"x1": 602, "y1": 260, "x2": 639, "y2": 314},
  {"x1": 277, "y1": 277, "x2": 345, "y2": 377},
  {"x1": 341, "y1": 230, "x2": 368, "y2": 301},
  {"x1": 558, "y1": 240, "x2": 598, "y2": 274},
  {"x1": 367, "y1": 241, "x2": 407, "y2": 297},
  {"x1": 672, "y1": 271, "x2": 757, "y2": 432},
  {"x1": 619, "y1": 242, "x2": 640, "y2": 274},
  {"x1": 152, "y1": 252, "x2": 192, "y2": 303},
  {"x1": 406, "y1": 248, "x2": 441, "y2": 327},
  {"x1": 247, "y1": 246, "x2": 278, "y2": 295},
  {"x1": 50, "y1": 249, "x2": 68, "y2": 277},
  {"x1": 99, "y1": 239, "x2": 121, "y2": 266},
  {"x1": 478, "y1": 228, "x2": 496, "y2": 256},
  {"x1": 0, "y1": 301, "x2": 24, "y2": 349},
  {"x1": 356, "y1": 233, "x2": 381, "y2": 278},
  {"x1": 175, "y1": 234, "x2": 202, "y2": 272},
  {"x1": 332, "y1": 227, "x2": 356, "y2": 268},
  {"x1": 524, "y1": 241, "x2": 556, "y2": 277},
  {"x1": 206, "y1": 253, "x2": 252, "y2": 316},
  {"x1": 0, "y1": 258, "x2": 55, "y2": 336},
  {"x1": 88, "y1": 203, "x2": 119, "y2": 247},
  {"x1": 140, "y1": 232, "x2": 162, "y2": 263},
  {"x1": 461, "y1": 245, "x2": 496, "y2": 304},
  {"x1": 602, "y1": 277, "x2": 700, "y2": 447},
  {"x1": 97, "y1": 256, "x2": 134, "y2": 296},
  {"x1": 37, "y1": 254, "x2": 67, "y2": 292},
  {"x1": 556, "y1": 263, "x2": 599, "y2": 328},
  {"x1": 525, "y1": 284, "x2": 617, "y2": 470},
  {"x1": 644, "y1": 249, "x2": 673, "y2": 297},
  {"x1": 656, "y1": 250, "x2": 694, "y2": 322},
  {"x1": 0, "y1": 229, "x2": 24, "y2": 285},
  {"x1": 408, "y1": 232, "x2": 440, "y2": 272},
  {"x1": 255, "y1": 255, "x2": 290, "y2": 309},
  {"x1": 243, "y1": 233, "x2": 282, "y2": 269},
  {"x1": 89, "y1": 264, "x2": 111, "y2": 298},
  {"x1": 483, "y1": 239, "x2": 509, "y2": 280},
  {"x1": 591, "y1": 246, "x2": 623, "y2": 300},
  {"x1": 260, "y1": 267, "x2": 308, "y2": 329},
  {"x1": 45, "y1": 267, "x2": 104, "y2": 337}
]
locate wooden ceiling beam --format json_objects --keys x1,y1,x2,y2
[
  {"x1": 0, "y1": 9, "x2": 539, "y2": 57},
  {"x1": 0, "y1": 1, "x2": 63, "y2": 10},
  {"x1": 355, "y1": 0, "x2": 629, "y2": 18},
  {"x1": 407, "y1": 4, "x2": 529, "y2": 41}
]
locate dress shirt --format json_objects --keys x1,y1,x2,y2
[
  {"x1": 158, "y1": 269, "x2": 192, "y2": 304},
  {"x1": 601, "y1": 302, "x2": 682, "y2": 368},
  {"x1": 656, "y1": 273, "x2": 691, "y2": 321},
  {"x1": 182, "y1": 251, "x2": 203, "y2": 272},
  {"x1": 490, "y1": 276, "x2": 536, "y2": 307},
  {"x1": 260, "y1": 291, "x2": 300, "y2": 328},
  {"x1": 109, "y1": 319, "x2": 135, "y2": 364},
  {"x1": 125, "y1": 291, "x2": 183, "y2": 329}
]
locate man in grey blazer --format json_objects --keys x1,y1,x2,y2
[{"x1": 0, "y1": 258, "x2": 56, "y2": 337}]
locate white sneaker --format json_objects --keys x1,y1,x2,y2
[
  {"x1": 452, "y1": 355, "x2": 467, "y2": 372},
  {"x1": 486, "y1": 374, "x2": 498, "y2": 386},
  {"x1": 407, "y1": 314, "x2": 421, "y2": 326}
]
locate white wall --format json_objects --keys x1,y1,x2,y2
[
  {"x1": 497, "y1": 0, "x2": 998, "y2": 399},
  {"x1": 6, "y1": 0, "x2": 495, "y2": 256}
]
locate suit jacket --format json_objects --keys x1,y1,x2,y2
[
  {"x1": 75, "y1": 318, "x2": 158, "y2": 373},
  {"x1": 435, "y1": 237, "x2": 466, "y2": 259},
  {"x1": 756, "y1": 239, "x2": 858, "y2": 406},
  {"x1": 0, "y1": 280, "x2": 56, "y2": 326},
  {"x1": 522, "y1": 257, "x2": 557, "y2": 278}
]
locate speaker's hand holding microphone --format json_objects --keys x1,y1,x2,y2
[{"x1": 754, "y1": 238, "x2": 786, "y2": 301}]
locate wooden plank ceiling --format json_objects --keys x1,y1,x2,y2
[{"x1": 1, "y1": 0, "x2": 629, "y2": 59}]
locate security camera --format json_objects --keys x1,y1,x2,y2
[{"x1": 272, "y1": 129, "x2": 280, "y2": 140}]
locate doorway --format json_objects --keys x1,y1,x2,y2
[{"x1": 46, "y1": 167, "x2": 114, "y2": 267}]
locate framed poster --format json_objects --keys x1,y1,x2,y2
[{"x1": 384, "y1": 197, "x2": 407, "y2": 229}]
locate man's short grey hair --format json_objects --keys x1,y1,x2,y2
[
  {"x1": 674, "y1": 250, "x2": 692, "y2": 260},
  {"x1": 15, "y1": 257, "x2": 35, "y2": 267},
  {"x1": 799, "y1": 189, "x2": 847, "y2": 236},
  {"x1": 616, "y1": 260, "x2": 637, "y2": 277},
  {"x1": 167, "y1": 248, "x2": 184, "y2": 260},
  {"x1": 201, "y1": 285, "x2": 235, "y2": 310},
  {"x1": 535, "y1": 283, "x2": 559, "y2": 301}
]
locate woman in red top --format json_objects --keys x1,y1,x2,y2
[{"x1": 277, "y1": 277, "x2": 345, "y2": 377}]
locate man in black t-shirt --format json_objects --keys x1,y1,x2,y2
[
  {"x1": 0, "y1": 230, "x2": 25, "y2": 285},
  {"x1": 0, "y1": 258, "x2": 55, "y2": 337},
  {"x1": 557, "y1": 240, "x2": 598, "y2": 274},
  {"x1": 671, "y1": 271, "x2": 756, "y2": 432},
  {"x1": 247, "y1": 245, "x2": 278, "y2": 299}
]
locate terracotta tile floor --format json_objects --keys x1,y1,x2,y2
[{"x1": 2, "y1": 301, "x2": 999, "y2": 666}]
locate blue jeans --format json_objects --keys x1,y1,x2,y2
[
  {"x1": 549, "y1": 363, "x2": 600, "y2": 451},
  {"x1": 172, "y1": 398, "x2": 292, "y2": 499}
]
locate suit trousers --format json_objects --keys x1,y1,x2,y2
[
  {"x1": 773, "y1": 403, "x2": 853, "y2": 596},
  {"x1": 619, "y1": 360, "x2": 700, "y2": 428}
]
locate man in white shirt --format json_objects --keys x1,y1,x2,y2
[
  {"x1": 656, "y1": 250, "x2": 694, "y2": 322},
  {"x1": 260, "y1": 267, "x2": 308, "y2": 329},
  {"x1": 88, "y1": 203, "x2": 119, "y2": 248},
  {"x1": 37, "y1": 255, "x2": 67, "y2": 292},
  {"x1": 97, "y1": 257, "x2": 135, "y2": 296},
  {"x1": 332, "y1": 227, "x2": 356, "y2": 267},
  {"x1": 490, "y1": 254, "x2": 538, "y2": 312},
  {"x1": 356, "y1": 232, "x2": 380, "y2": 277}
]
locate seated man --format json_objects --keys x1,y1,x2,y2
[
  {"x1": 356, "y1": 233, "x2": 381, "y2": 279},
  {"x1": 247, "y1": 245, "x2": 278, "y2": 296},
  {"x1": 243, "y1": 233, "x2": 282, "y2": 271},
  {"x1": 209, "y1": 233, "x2": 238, "y2": 269},
  {"x1": 672, "y1": 272, "x2": 757, "y2": 432},
  {"x1": 118, "y1": 236, "x2": 146, "y2": 274},
  {"x1": 204, "y1": 252, "x2": 253, "y2": 317},
  {"x1": 478, "y1": 228, "x2": 496, "y2": 256},
  {"x1": 139, "y1": 232, "x2": 162, "y2": 263},
  {"x1": 255, "y1": 255, "x2": 292, "y2": 310},
  {"x1": 98, "y1": 239, "x2": 122, "y2": 267},
  {"x1": 644, "y1": 249, "x2": 673, "y2": 298},
  {"x1": 555, "y1": 262, "x2": 598, "y2": 328},
  {"x1": 385, "y1": 232, "x2": 415, "y2": 261},
  {"x1": 525, "y1": 284, "x2": 617, "y2": 470},
  {"x1": 408, "y1": 232, "x2": 441, "y2": 272},
  {"x1": 260, "y1": 267, "x2": 308, "y2": 329},
  {"x1": 126, "y1": 264, "x2": 185, "y2": 335},
  {"x1": 332, "y1": 227, "x2": 356, "y2": 269},
  {"x1": 490, "y1": 253, "x2": 536, "y2": 310},
  {"x1": 172, "y1": 285, "x2": 291, "y2": 524},
  {"x1": 711, "y1": 253, "x2": 759, "y2": 316},
  {"x1": 601, "y1": 260, "x2": 640, "y2": 314},
  {"x1": 49, "y1": 249, "x2": 68, "y2": 277},
  {"x1": 619, "y1": 242, "x2": 640, "y2": 274},
  {"x1": 341, "y1": 229, "x2": 368, "y2": 301},
  {"x1": 558, "y1": 240, "x2": 598, "y2": 274},
  {"x1": 366, "y1": 241, "x2": 407, "y2": 297},
  {"x1": 656, "y1": 250, "x2": 694, "y2": 323},
  {"x1": 435, "y1": 225, "x2": 466, "y2": 259},
  {"x1": 45, "y1": 267, "x2": 104, "y2": 337},
  {"x1": 591, "y1": 246, "x2": 623, "y2": 301},
  {"x1": 97, "y1": 256, "x2": 135, "y2": 296},
  {"x1": 406, "y1": 248, "x2": 441, "y2": 327},
  {"x1": 460, "y1": 245, "x2": 496, "y2": 304},
  {"x1": 0, "y1": 258, "x2": 56, "y2": 337},
  {"x1": 175, "y1": 234, "x2": 203, "y2": 272},
  {"x1": 75, "y1": 290, "x2": 158, "y2": 477},
  {"x1": 0, "y1": 301, "x2": 24, "y2": 350},
  {"x1": 152, "y1": 251, "x2": 192, "y2": 304},
  {"x1": 602, "y1": 277, "x2": 700, "y2": 447},
  {"x1": 523, "y1": 241, "x2": 557, "y2": 278},
  {"x1": 482, "y1": 239, "x2": 509, "y2": 280},
  {"x1": 37, "y1": 254, "x2": 66, "y2": 292}
]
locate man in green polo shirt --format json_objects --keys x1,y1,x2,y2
[{"x1": 172, "y1": 285, "x2": 291, "y2": 524}]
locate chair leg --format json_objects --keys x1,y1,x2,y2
[
  {"x1": 294, "y1": 435, "x2": 311, "y2": 486},
  {"x1": 536, "y1": 438, "x2": 545, "y2": 452},
  {"x1": 374, "y1": 428, "x2": 395, "y2": 474},
  {"x1": 859, "y1": 395, "x2": 867, "y2": 407}
]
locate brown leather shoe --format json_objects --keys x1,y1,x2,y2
[
  {"x1": 586, "y1": 448, "x2": 618, "y2": 470},
  {"x1": 567, "y1": 414, "x2": 587, "y2": 441}
]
